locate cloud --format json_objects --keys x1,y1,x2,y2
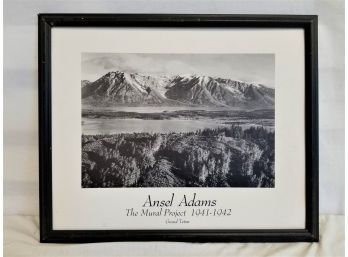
[{"x1": 82, "y1": 53, "x2": 275, "y2": 88}]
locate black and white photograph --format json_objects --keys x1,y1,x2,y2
[{"x1": 81, "y1": 53, "x2": 275, "y2": 188}]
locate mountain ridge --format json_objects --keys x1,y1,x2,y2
[{"x1": 82, "y1": 71, "x2": 275, "y2": 109}]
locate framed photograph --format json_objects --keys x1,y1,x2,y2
[{"x1": 39, "y1": 14, "x2": 318, "y2": 243}]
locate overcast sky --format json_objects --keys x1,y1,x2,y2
[{"x1": 82, "y1": 53, "x2": 275, "y2": 88}]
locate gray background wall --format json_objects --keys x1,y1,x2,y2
[{"x1": 4, "y1": 0, "x2": 344, "y2": 215}]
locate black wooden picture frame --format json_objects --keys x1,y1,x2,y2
[{"x1": 39, "y1": 14, "x2": 319, "y2": 243}]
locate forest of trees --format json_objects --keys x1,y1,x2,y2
[{"x1": 82, "y1": 125, "x2": 274, "y2": 188}]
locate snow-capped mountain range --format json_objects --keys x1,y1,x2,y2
[{"x1": 82, "y1": 71, "x2": 274, "y2": 109}]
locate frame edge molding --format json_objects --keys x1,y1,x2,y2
[{"x1": 38, "y1": 14, "x2": 319, "y2": 243}]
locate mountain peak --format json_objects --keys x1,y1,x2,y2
[{"x1": 82, "y1": 71, "x2": 274, "y2": 109}]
